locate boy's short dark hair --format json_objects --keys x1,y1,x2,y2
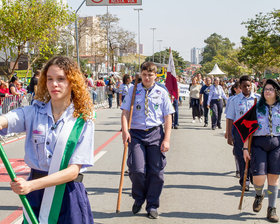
[
  {"x1": 141, "y1": 62, "x2": 157, "y2": 73},
  {"x1": 239, "y1": 75, "x2": 251, "y2": 85}
]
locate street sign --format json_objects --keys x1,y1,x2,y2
[{"x1": 86, "y1": 0, "x2": 142, "y2": 6}]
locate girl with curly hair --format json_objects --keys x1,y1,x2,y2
[
  {"x1": 0, "y1": 56, "x2": 94, "y2": 223},
  {"x1": 243, "y1": 79, "x2": 280, "y2": 223}
]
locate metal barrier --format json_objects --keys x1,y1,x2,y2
[{"x1": 90, "y1": 86, "x2": 111, "y2": 109}]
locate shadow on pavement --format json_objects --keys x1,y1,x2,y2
[
  {"x1": 160, "y1": 211, "x2": 259, "y2": 221},
  {"x1": 86, "y1": 187, "x2": 131, "y2": 196},
  {"x1": 93, "y1": 211, "x2": 147, "y2": 219},
  {"x1": 0, "y1": 206, "x2": 21, "y2": 211},
  {"x1": 164, "y1": 184, "x2": 240, "y2": 192},
  {"x1": 165, "y1": 171, "x2": 235, "y2": 177}
]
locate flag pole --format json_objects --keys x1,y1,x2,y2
[
  {"x1": 0, "y1": 143, "x2": 39, "y2": 224},
  {"x1": 238, "y1": 135, "x2": 253, "y2": 210},
  {"x1": 116, "y1": 74, "x2": 139, "y2": 213}
]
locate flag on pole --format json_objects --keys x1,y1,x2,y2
[
  {"x1": 233, "y1": 102, "x2": 259, "y2": 143},
  {"x1": 165, "y1": 48, "x2": 178, "y2": 100}
]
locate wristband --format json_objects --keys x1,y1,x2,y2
[{"x1": 242, "y1": 148, "x2": 248, "y2": 151}]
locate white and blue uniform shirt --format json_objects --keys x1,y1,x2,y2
[
  {"x1": 207, "y1": 85, "x2": 228, "y2": 105},
  {"x1": 120, "y1": 83, "x2": 175, "y2": 130},
  {"x1": 254, "y1": 102, "x2": 280, "y2": 136},
  {"x1": 119, "y1": 83, "x2": 134, "y2": 97},
  {"x1": 226, "y1": 92, "x2": 260, "y2": 122},
  {"x1": 0, "y1": 100, "x2": 94, "y2": 172},
  {"x1": 224, "y1": 95, "x2": 236, "y2": 115}
]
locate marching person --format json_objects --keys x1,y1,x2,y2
[
  {"x1": 190, "y1": 76, "x2": 202, "y2": 123},
  {"x1": 226, "y1": 75, "x2": 259, "y2": 191},
  {"x1": 207, "y1": 77, "x2": 228, "y2": 130},
  {"x1": 119, "y1": 74, "x2": 133, "y2": 106},
  {"x1": 0, "y1": 56, "x2": 94, "y2": 223},
  {"x1": 200, "y1": 77, "x2": 212, "y2": 127},
  {"x1": 243, "y1": 79, "x2": 280, "y2": 223},
  {"x1": 121, "y1": 62, "x2": 174, "y2": 219}
]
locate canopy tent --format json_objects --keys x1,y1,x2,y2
[{"x1": 208, "y1": 64, "x2": 226, "y2": 76}]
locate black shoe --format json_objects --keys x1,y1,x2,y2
[
  {"x1": 148, "y1": 210, "x2": 159, "y2": 219},
  {"x1": 174, "y1": 125, "x2": 178, "y2": 129},
  {"x1": 267, "y1": 207, "x2": 279, "y2": 223},
  {"x1": 212, "y1": 127, "x2": 215, "y2": 130},
  {"x1": 204, "y1": 123, "x2": 208, "y2": 127},
  {"x1": 253, "y1": 194, "x2": 264, "y2": 212},
  {"x1": 218, "y1": 126, "x2": 222, "y2": 129},
  {"x1": 132, "y1": 203, "x2": 142, "y2": 214}
]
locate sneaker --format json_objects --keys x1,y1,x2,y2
[
  {"x1": 132, "y1": 202, "x2": 142, "y2": 214},
  {"x1": 203, "y1": 123, "x2": 208, "y2": 127},
  {"x1": 212, "y1": 127, "x2": 215, "y2": 130},
  {"x1": 148, "y1": 210, "x2": 159, "y2": 219},
  {"x1": 192, "y1": 119, "x2": 195, "y2": 123},
  {"x1": 235, "y1": 171, "x2": 240, "y2": 178},
  {"x1": 199, "y1": 118, "x2": 203, "y2": 123},
  {"x1": 253, "y1": 194, "x2": 264, "y2": 212},
  {"x1": 174, "y1": 125, "x2": 178, "y2": 129},
  {"x1": 267, "y1": 207, "x2": 279, "y2": 223},
  {"x1": 240, "y1": 185, "x2": 250, "y2": 191}
]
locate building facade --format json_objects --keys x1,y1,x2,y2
[{"x1": 190, "y1": 47, "x2": 204, "y2": 65}]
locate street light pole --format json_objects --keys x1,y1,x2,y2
[
  {"x1": 106, "y1": 6, "x2": 110, "y2": 75},
  {"x1": 157, "y1": 40, "x2": 163, "y2": 64},
  {"x1": 75, "y1": 0, "x2": 86, "y2": 68},
  {"x1": 150, "y1": 28, "x2": 156, "y2": 62},
  {"x1": 134, "y1": 8, "x2": 143, "y2": 73}
]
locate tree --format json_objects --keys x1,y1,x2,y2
[
  {"x1": 201, "y1": 33, "x2": 235, "y2": 65},
  {"x1": 0, "y1": 0, "x2": 74, "y2": 77},
  {"x1": 238, "y1": 10, "x2": 280, "y2": 76},
  {"x1": 145, "y1": 49, "x2": 188, "y2": 76},
  {"x1": 97, "y1": 13, "x2": 136, "y2": 72}
]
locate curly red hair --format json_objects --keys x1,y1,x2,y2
[{"x1": 35, "y1": 56, "x2": 94, "y2": 121}]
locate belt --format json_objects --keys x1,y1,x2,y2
[
  {"x1": 31, "y1": 169, "x2": 83, "y2": 183},
  {"x1": 131, "y1": 125, "x2": 161, "y2": 132}
]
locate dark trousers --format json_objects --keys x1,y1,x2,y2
[
  {"x1": 232, "y1": 127, "x2": 251, "y2": 186},
  {"x1": 116, "y1": 93, "x2": 120, "y2": 107},
  {"x1": 203, "y1": 104, "x2": 209, "y2": 125},
  {"x1": 128, "y1": 126, "x2": 166, "y2": 212},
  {"x1": 210, "y1": 99, "x2": 223, "y2": 128},
  {"x1": 172, "y1": 99, "x2": 179, "y2": 126},
  {"x1": 190, "y1": 98, "x2": 201, "y2": 119},
  {"x1": 108, "y1": 94, "x2": 113, "y2": 108}
]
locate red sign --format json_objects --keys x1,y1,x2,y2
[
  {"x1": 0, "y1": 159, "x2": 30, "y2": 182},
  {"x1": 87, "y1": 0, "x2": 142, "y2": 6}
]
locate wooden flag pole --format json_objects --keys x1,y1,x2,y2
[
  {"x1": 116, "y1": 74, "x2": 139, "y2": 213},
  {"x1": 0, "y1": 143, "x2": 39, "y2": 224}
]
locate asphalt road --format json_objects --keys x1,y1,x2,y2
[{"x1": 0, "y1": 100, "x2": 275, "y2": 224}]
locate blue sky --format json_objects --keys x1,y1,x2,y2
[{"x1": 68, "y1": 0, "x2": 280, "y2": 61}]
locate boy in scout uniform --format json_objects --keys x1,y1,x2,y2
[{"x1": 121, "y1": 62, "x2": 174, "y2": 219}]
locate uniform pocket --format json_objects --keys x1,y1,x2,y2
[{"x1": 32, "y1": 135, "x2": 46, "y2": 162}]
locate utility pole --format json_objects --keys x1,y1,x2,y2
[
  {"x1": 150, "y1": 28, "x2": 156, "y2": 62},
  {"x1": 75, "y1": 0, "x2": 86, "y2": 68},
  {"x1": 157, "y1": 40, "x2": 163, "y2": 64},
  {"x1": 134, "y1": 8, "x2": 143, "y2": 73},
  {"x1": 106, "y1": 6, "x2": 110, "y2": 75}
]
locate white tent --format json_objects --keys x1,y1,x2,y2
[{"x1": 208, "y1": 64, "x2": 226, "y2": 76}]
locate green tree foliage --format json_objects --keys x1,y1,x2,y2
[
  {"x1": 0, "y1": 0, "x2": 74, "y2": 77},
  {"x1": 145, "y1": 49, "x2": 188, "y2": 76},
  {"x1": 238, "y1": 10, "x2": 280, "y2": 76},
  {"x1": 201, "y1": 33, "x2": 235, "y2": 65}
]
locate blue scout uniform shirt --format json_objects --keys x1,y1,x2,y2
[
  {"x1": 200, "y1": 84, "x2": 211, "y2": 105},
  {"x1": 0, "y1": 100, "x2": 94, "y2": 172},
  {"x1": 120, "y1": 83, "x2": 175, "y2": 130},
  {"x1": 226, "y1": 92, "x2": 259, "y2": 122},
  {"x1": 207, "y1": 85, "x2": 228, "y2": 105},
  {"x1": 254, "y1": 102, "x2": 280, "y2": 136},
  {"x1": 224, "y1": 95, "x2": 236, "y2": 115},
  {"x1": 119, "y1": 83, "x2": 134, "y2": 97}
]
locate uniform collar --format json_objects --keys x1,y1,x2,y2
[
  {"x1": 240, "y1": 92, "x2": 254, "y2": 100},
  {"x1": 46, "y1": 100, "x2": 74, "y2": 122}
]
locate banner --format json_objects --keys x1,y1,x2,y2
[{"x1": 178, "y1": 83, "x2": 189, "y2": 97}]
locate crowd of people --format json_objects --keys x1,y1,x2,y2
[{"x1": 0, "y1": 56, "x2": 280, "y2": 223}]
